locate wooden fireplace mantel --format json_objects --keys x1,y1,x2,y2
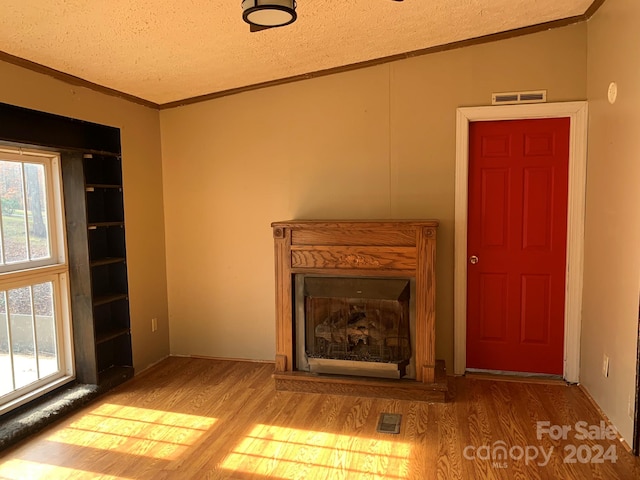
[{"x1": 271, "y1": 220, "x2": 443, "y2": 399}]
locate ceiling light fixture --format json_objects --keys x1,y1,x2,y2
[{"x1": 242, "y1": 0, "x2": 297, "y2": 28}]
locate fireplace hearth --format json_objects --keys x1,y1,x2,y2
[{"x1": 271, "y1": 220, "x2": 447, "y2": 402}]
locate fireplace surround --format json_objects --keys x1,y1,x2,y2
[{"x1": 271, "y1": 220, "x2": 447, "y2": 402}]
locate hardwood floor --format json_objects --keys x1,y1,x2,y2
[{"x1": 0, "y1": 357, "x2": 638, "y2": 479}]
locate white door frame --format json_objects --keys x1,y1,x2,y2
[{"x1": 454, "y1": 101, "x2": 588, "y2": 383}]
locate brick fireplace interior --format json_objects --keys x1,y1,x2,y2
[{"x1": 271, "y1": 220, "x2": 447, "y2": 402}]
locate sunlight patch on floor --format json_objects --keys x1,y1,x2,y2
[
  {"x1": 0, "y1": 458, "x2": 135, "y2": 480},
  {"x1": 221, "y1": 423, "x2": 411, "y2": 479},
  {"x1": 44, "y1": 403, "x2": 217, "y2": 460}
]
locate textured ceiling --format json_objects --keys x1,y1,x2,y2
[{"x1": 0, "y1": 0, "x2": 593, "y2": 106}]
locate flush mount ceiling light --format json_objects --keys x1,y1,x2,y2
[{"x1": 242, "y1": 0, "x2": 297, "y2": 29}]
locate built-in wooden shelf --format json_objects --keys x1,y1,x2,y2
[
  {"x1": 88, "y1": 221, "x2": 125, "y2": 229},
  {"x1": 86, "y1": 184, "x2": 122, "y2": 190},
  {"x1": 98, "y1": 365, "x2": 134, "y2": 388},
  {"x1": 93, "y1": 293, "x2": 128, "y2": 307},
  {"x1": 96, "y1": 328, "x2": 131, "y2": 345},
  {"x1": 90, "y1": 257, "x2": 126, "y2": 267}
]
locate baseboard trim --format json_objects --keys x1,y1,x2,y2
[
  {"x1": 181, "y1": 354, "x2": 275, "y2": 364},
  {"x1": 134, "y1": 355, "x2": 171, "y2": 378},
  {"x1": 578, "y1": 384, "x2": 633, "y2": 454},
  {"x1": 465, "y1": 371, "x2": 567, "y2": 386}
]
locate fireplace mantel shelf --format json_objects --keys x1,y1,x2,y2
[{"x1": 271, "y1": 220, "x2": 447, "y2": 402}]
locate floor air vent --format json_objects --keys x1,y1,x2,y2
[
  {"x1": 492, "y1": 90, "x2": 547, "y2": 105},
  {"x1": 377, "y1": 413, "x2": 402, "y2": 434}
]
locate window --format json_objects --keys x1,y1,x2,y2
[{"x1": 0, "y1": 147, "x2": 73, "y2": 414}]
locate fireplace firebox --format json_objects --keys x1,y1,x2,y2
[
  {"x1": 296, "y1": 276, "x2": 414, "y2": 379},
  {"x1": 271, "y1": 220, "x2": 447, "y2": 402}
]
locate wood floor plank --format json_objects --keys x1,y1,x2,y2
[{"x1": 1, "y1": 357, "x2": 639, "y2": 480}]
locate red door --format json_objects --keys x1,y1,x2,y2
[{"x1": 466, "y1": 118, "x2": 570, "y2": 375}]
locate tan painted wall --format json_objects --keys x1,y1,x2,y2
[
  {"x1": 582, "y1": 0, "x2": 640, "y2": 446},
  {"x1": 160, "y1": 24, "x2": 587, "y2": 370},
  {"x1": 0, "y1": 61, "x2": 170, "y2": 372}
]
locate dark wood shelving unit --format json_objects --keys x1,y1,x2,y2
[{"x1": 62, "y1": 152, "x2": 133, "y2": 386}]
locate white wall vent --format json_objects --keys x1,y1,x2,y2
[{"x1": 492, "y1": 90, "x2": 547, "y2": 105}]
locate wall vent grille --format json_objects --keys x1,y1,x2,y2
[{"x1": 492, "y1": 90, "x2": 547, "y2": 105}]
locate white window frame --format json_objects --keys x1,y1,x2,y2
[{"x1": 0, "y1": 147, "x2": 74, "y2": 414}]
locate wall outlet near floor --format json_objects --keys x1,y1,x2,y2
[
  {"x1": 602, "y1": 354, "x2": 609, "y2": 378},
  {"x1": 151, "y1": 318, "x2": 158, "y2": 332}
]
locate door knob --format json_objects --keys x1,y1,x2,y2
[{"x1": 469, "y1": 255, "x2": 479, "y2": 264}]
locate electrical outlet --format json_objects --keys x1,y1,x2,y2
[
  {"x1": 602, "y1": 354, "x2": 609, "y2": 378},
  {"x1": 151, "y1": 318, "x2": 158, "y2": 332}
]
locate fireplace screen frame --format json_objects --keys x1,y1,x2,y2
[{"x1": 294, "y1": 274, "x2": 417, "y2": 379}]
